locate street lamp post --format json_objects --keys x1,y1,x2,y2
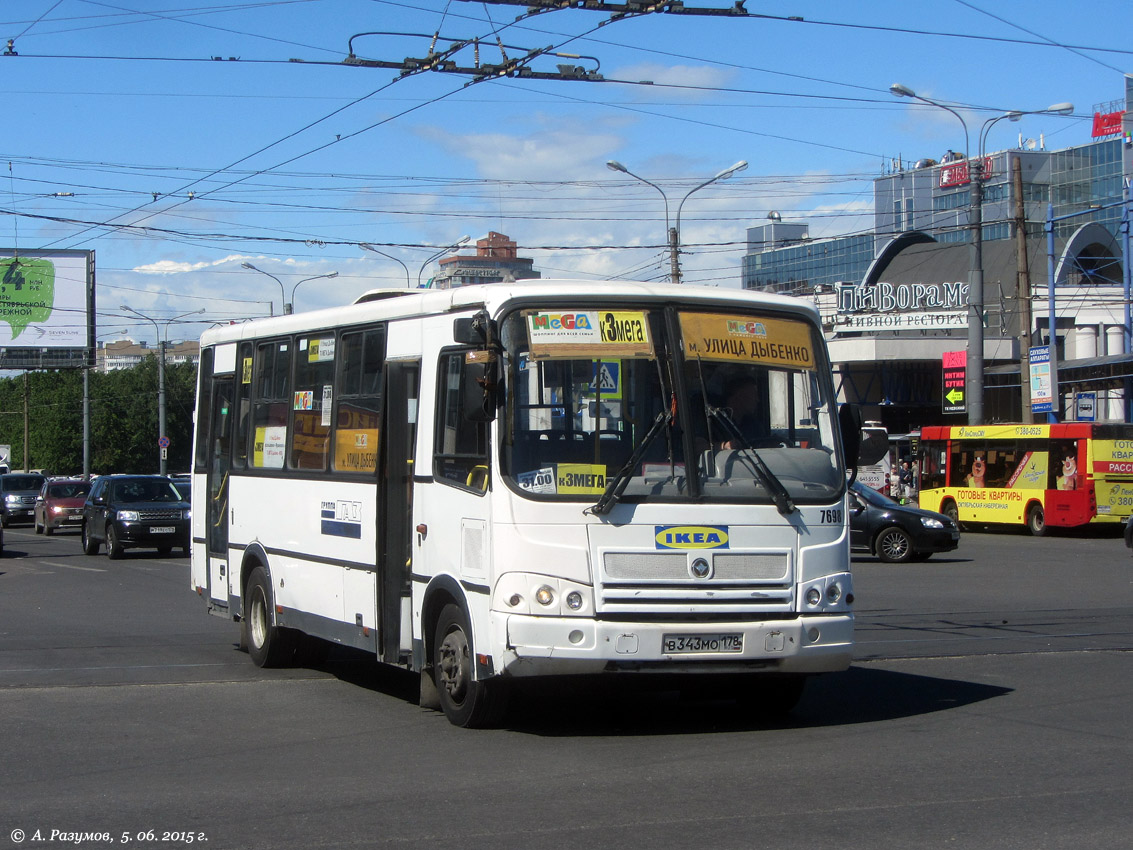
[
  {"x1": 121, "y1": 306, "x2": 206, "y2": 475},
  {"x1": 977, "y1": 103, "x2": 1072, "y2": 423},
  {"x1": 606, "y1": 159, "x2": 747, "y2": 284},
  {"x1": 290, "y1": 271, "x2": 339, "y2": 312},
  {"x1": 416, "y1": 236, "x2": 471, "y2": 289},
  {"x1": 672, "y1": 161, "x2": 748, "y2": 284},
  {"x1": 890, "y1": 84, "x2": 1073, "y2": 425},
  {"x1": 241, "y1": 262, "x2": 287, "y2": 315},
  {"x1": 359, "y1": 244, "x2": 411, "y2": 289},
  {"x1": 890, "y1": 83, "x2": 984, "y2": 423}
]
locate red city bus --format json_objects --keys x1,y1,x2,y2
[{"x1": 917, "y1": 423, "x2": 1133, "y2": 535}]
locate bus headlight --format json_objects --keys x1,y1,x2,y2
[
  {"x1": 801, "y1": 573, "x2": 853, "y2": 613},
  {"x1": 494, "y1": 573, "x2": 593, "y2": 617}
]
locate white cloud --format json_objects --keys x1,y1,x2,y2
[
  {"x1": 610, "y1": 63, "x2": 738, "y2": 97},
  {"x1": 133, "y1": 254, "x2": 248, "y2": 274}
]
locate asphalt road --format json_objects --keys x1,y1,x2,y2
[{"x1": 0, "y1": 523, "x2": 1130, "y2": 850}]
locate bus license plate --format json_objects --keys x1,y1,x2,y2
[
  {"x1": 151, "y1": 527, "x2": 175, "y2": 534},
  {"x1": 662, "y1": 633, "x2": 743, "y2": 654}
]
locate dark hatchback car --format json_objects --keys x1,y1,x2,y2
[
  {"x1": 849, "y1": 480, "x2": 960, "y2": 563},
  {"x1": 1, "y1": 473, "x2": 48, "y2": 527},
  {"x1": 81, "y1": 475, "x2": 190, "y2": 559}
]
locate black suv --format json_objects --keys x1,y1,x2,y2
[
  {"x1": 81, "y1": 475, "x2": 190, "y2": 559},
  {"x1": 1, "y1": 473, "x2": 48, "y2": 527}
]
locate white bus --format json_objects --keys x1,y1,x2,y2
[{"x1": 190, "y1": 280, "x2": 862, "y2": 726}]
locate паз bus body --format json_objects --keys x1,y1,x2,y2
[{"x1": 190, "y1": 280, "x2": 862, "y2": 726}]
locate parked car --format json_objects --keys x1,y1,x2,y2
[
  {"x1": 849, "y1": 480, "x2": 960, "y2": 563},
  {"x1": 0, "y1": 473, "x2": 48, "y2": 527},
  {"x1": 80, "y1": 475, "x2": 190, "y2": 559},
  {"x1": 35, "y1": 478, "x2": 91, "y2": 535}
]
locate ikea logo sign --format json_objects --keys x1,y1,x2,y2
[{"x1": 654, "y1": 526, "x2": 729, "y2": 549}]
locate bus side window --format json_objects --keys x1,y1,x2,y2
[
  {"x1": 334, "y1": 327, "x2": 384, "y2": 474},
  {"x1": 233, "y1": 343, "x2": 253, "y2": 469},
  {"x1": 434, "y1": 350, "x2": 489, "y2": 493},
  {"x1": 290, "y1": 334, "x2": 336, "y2": 471},
  {"x1": 250, "y1": 339, "x2": 291, "y2": 470}
]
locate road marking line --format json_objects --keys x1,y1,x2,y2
[{"x1": 40, "y1": 560, "x2": 108, "y2": 572}]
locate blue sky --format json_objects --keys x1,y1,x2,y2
[{"x1": 1, "y1": 0, "x2": 1129, "y2": 347}]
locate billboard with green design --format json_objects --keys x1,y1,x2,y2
[{"x1": 0, "y1": 250, "x2": 93, "y2": 367}]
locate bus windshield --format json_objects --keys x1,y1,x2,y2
[{"x1": 499, "y1": 305, "x2": 842, "y2": 505}]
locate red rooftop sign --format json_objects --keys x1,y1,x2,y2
[
  {"x1": 1092, "y1": 110, "x2": 1124, "y2": 138},
  {"x1": 938, "y1": 157, "x2": 993, "y2": 189}
]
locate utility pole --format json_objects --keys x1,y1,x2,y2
[{"x1": 1013, "y1": 156, "x2": 1033, "y2": 423}]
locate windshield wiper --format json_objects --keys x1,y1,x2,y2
[
  {"x1": 587, "y1": 408, "x2": 672, "y2": 516},
  {"x1": 705, "y1": 404, "x2": 796, "y2": 516}
]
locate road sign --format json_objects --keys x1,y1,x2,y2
[
  {"x1": 942, "y1": 350, "x2": 966, "y2": 415},
  {"x1": 1076, "y1": 391, "x2": 1096, "y2": 422},
  {"x1": 158, "y1": 436, "x2": 170, "y2": 448}
]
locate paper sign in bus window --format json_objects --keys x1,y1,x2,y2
[{"x1": 680, "y1": 312, "x2": 815, "y2": 370}]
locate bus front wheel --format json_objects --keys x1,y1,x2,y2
[
  {"x1": 1027, "y1": 505, "x2": 1047, "y2": 537},
  {"x1": 432, "y1": 603, "x2": 508, "y2": 728},
  {"x1": 245, "y1": 566, "x2": 295, "y2": 668}
]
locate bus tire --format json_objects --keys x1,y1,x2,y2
[
  {"x1": 875, "y1": 526, "x2": 913, "y2": 563},
  {"x1": 1027, "y1": 504, "x2": 1047, "y2": 537},
  {"x1": 942, "y1": 500, "x2": 962, "y2": 530},
  {"x1": 432, "y1": 603, "x2": 509, "y2": 728},
  {"x1": 245, "y1": 565, "x2": 295, "y2": 668}
]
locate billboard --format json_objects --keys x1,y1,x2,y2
[{"x1": 0, "y1": 249, "x2": 94, "y2": 369}]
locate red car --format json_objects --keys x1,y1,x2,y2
[{"x1": 34, "y1": 478, "x2": 91, "y2": 535}]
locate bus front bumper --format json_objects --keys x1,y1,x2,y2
[{"x1": 495, "y1": 613, "x2": 853, "y2": 677}]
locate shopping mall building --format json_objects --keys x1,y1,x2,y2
[{"x1": 743, "y1": 75, "x2": 1133, "y2": 433}]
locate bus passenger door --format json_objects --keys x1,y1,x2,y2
[
  {"x1": 377, "y1": 361, "x2": 419, "y2": 664},
  {"x1": 206, "y1": 376, "x2": 234, "y2": 607}
]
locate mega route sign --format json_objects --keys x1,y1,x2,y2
[{"x1": 942, "y1": 350, "x2": 966, "y2": 415}]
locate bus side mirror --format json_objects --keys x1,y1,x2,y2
[
  {"x1": 462, "y1": 350, "x2": 499, "y2": 422},
  {"x1": 839, "y1": 403, "x2": 863, "y2": 472},
  {"x1": 454, "y1": 310, "x2": 498, "y2": 346}
]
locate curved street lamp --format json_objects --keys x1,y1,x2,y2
[
  {"x1": 890, "y1": 83, "x2": 982, "y2": 421},
  {"x1": 241, "y1": 262, "x2": 286, "y2": 315},
  {"x1": 890, "y1": 86, "x2": 1074, "y2": 426},
  {"x1": 290, "y1": 271, "x2": 339, "y2": 312},
  {"x1": 120, "y1": 305, "x2": 206, "y2": 475},
  {"x1": 417, "y1": 235, "x2": 471, "y2": 289},
  {"x1": 359, "y1": 243, "x2": 411, "y2": 289},
  {"x1": 606, "y1": 159, "x2": 747, "y2": 283}
]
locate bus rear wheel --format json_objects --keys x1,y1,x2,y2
[
  {"x1": 1027, "y1": 504, "x2": 1047, "y2": 537},
  {"x1": 942, "y1": 500, "x2": 961, "y2": 530},
  {"x1": 432, "y1": 603, "x2": 508, "y2": 728},
  {"x1": 245, "y1": 566, "x2": 295, "y2": 668}
]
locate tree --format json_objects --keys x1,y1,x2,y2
[{"x1": 0, "y1": 358, "x2": 198, "y2": 474}]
